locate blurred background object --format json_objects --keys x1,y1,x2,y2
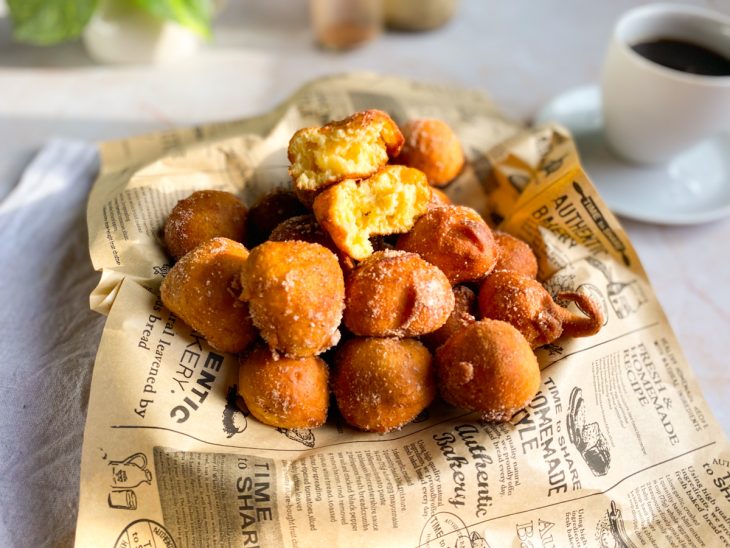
[
  {"x1": 310, "y1": 0, "x2": 382, "y2": 50},
  {"x1": 384, "y1": 0, "x2": 458, "y2": 31}
]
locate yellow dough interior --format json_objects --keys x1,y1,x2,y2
[
  {"x1": 331, "y1": 166, "x2": 430, "y2": 259},
  {"x1": 291, "y1": 124, "x2": 388, "y2": 190}
]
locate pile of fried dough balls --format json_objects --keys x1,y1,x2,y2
[{"x1": 160, "y1": 110, "x2": 604, "y2": 433}]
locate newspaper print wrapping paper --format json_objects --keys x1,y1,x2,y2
[{"x1": 77, "y1": 74, "x2": 730, "y2": 548}]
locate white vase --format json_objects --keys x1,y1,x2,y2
[{"x1": 82, "y1": 0, "x2": 202, "y2": 64}]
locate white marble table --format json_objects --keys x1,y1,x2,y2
[{"x1": 0, "y1": 1, "x2": 728, "y2": 544}]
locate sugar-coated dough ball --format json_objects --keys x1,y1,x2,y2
[
  {"x1": 269, "y1": 214, "x2": 355, "y2": 274},
  {"x1": 493, "y1": 230, "x2": 538, "y2": 278},
  {"x1": 333, "y1": 337, "x2": 435, "y2": 433},
  {"x1": 421, "y1": 285, "x2": 477, "y2": 351},
  {"x1": 241, "y1": 241, "x2": 345, "y2": 357},
  {"x1": 160, "y1": 237, "x2": 256, "y2": 353},
  {"x1": 239, "y1": 343, "x2": 329, "y2": 429},
  {"x1": 436, "y1": 319, "x2": 540, "y2": 421},
  {"x1": 246, "y1": 189, "x2": 308, "y2": 247},
  {"x1": 164, "y1": 190, "x2": 247, "y2": 260},
  {"x1": 428, "y1": 187, "x2": 452, "y2": 208},
  {"x1": 288, "y1": 109, "x2": 404, "y2": 192},
  {"x1": 396, "y1": 205, "x2": 498, "y2": 284},
  {"x1": 344, "y1": 250, "x2": 454, "y2": 337},
  {"x1": 397, "y1": 119, "x2": 465, "y2": 187}
]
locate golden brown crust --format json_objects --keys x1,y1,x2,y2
[
  {"x1": 478, "y1": 270, "x2": 604, "y2": 348},
  {"x1": 396, "y1": 205, "x2": 498, "y2": 284},
  {"x1": 164, "y1": 190, "x2": 247, "y2": 260},
  {"x1": 313, "y1": 165, "x2": 432, "y2": 260},
  {"x1": 160, "y1": 238, "x2": 256, "y2": 353},
  {"x1": 421, "y1": 285, "x2": 477, "y2": 351},
  {"x1": 436, "y1": 319, "x2": 540, "y2": 421},
  {"x1": 269, "y1": 214, "x2": 355, "y2": 274},
  {"x1": 333, "y1": 337, "x2": 435, "y2": 433},
  {"x1": 493, "y1": 231, "x2": 539, "y2": 278},
  {"x1": 288, "y1": 109, "x2": 404, "y2": 192},
  {"x1": 343, "y1": 250, "x2": 454, "y2": 337},
  {"x1": 396, "y1": 119, "x2": 465, "y2": 187},
  {"x1": 238, "y1": 343, "x2": 329, "y2": 429},
  {"x1": 428, "y1": 187, "x2": 452, "y2": 208},
  {"x1": 245, "y1": 189, "x2": 308, "y2": 247},
  {"x1": 240, "y1": 241, "x2": 345, "y2": 357}
]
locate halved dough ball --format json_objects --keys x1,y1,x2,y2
[
  {"x1": 246, "y1": 189, "x2": 308, "y2": 247},
  {"x1": 396, "y1": 205, "x2": 498, "y2": 284},
  {"x1": 314, "y1": 165, "x2": 432, "y2": 260},
  {"x1": 160, "y1": 238, "x2": 256, "y2": 353},
  {"x1": 493, "y1": 231, "x2": 538, "y2": 278},
  {"x1": 436, "y1": 319, "x2": 540, "y2": 421},
  {"x1": 239, "y1": 343, "x2": 329, "y2": 429},
  {"x1": 288, "y1": 109, "x2": 404, "y2": 192},
  {"x1": 240, "y1": 241, "x2": 345, "y2": 357},
  {"x1": 421, "y1": 285, "x2": 477, "y2": 351},
  {"x1": 333, "y1": 337, "x2": 435, "y2": 433},
  {"x1": 396, "y1": 119, "x2": 465, "y2": 187},
  {"x1": 164, "y1": 190, "x2": 247, "y2": 260},
  {"x1": 344, "y1": 250, "x2": 454, "y2": 337}
]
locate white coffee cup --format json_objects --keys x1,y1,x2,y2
[{"x1": 602, "y1": 4, "x2": 730, "y2": 165}]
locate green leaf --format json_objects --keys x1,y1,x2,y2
[
  {"x1": 7, "y1": 0, "x2": 99, "y2": 45},
  {"x1": 134, "y1": 0, "x2": 213, "y2": 39}
]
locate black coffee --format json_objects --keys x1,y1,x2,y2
[{"x1": 631, "y1": 38, "x2": 730, "y2": 76}]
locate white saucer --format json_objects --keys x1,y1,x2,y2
[{"x1": 534, "y1": 85, "x2": 730, "y2": 225}]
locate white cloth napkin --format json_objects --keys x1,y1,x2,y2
[{"x1": 0, "y1": 140, "x2": 102, "y2": 548}]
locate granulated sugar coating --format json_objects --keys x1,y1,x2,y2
[
  {"x1": 333, "y1": 337, "x2": 435, "y2": 433},
  {"x1": 343, "y1": 250, "x2": 454, "y2": 337},
  {"x1": 421, "y1": 285, "x2": 478, "y2": 351},
  {"x1": 269, "y1": 214, "x2": 355, "y2": 274},
  {"x1": 435, "y1": 319, "x2": 540, "y2": 421},
  {"x1": 164, "y1": 190, "x2": 248, "y2": 260},
  {"x1": 238, "y1": 344, "x2": 329, "y2": 429},
  {"x1": 478, "y1": 270, "x2": 604, "y2": 348},
  {"x1": 160, "y1": 237, "x2": 257, "y2": 353},
  {"x1": 240, "y1": 240, "x2": 345, "y2": 358},
  {"x1": 492, "y1": 230, "x2": 539, "y2": 278},
  {"x1": 397, "y1": 205, "x2": 498, "y2": 284}
]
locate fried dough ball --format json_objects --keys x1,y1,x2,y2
[
  {"x1": 314, "y1": 165, "x2": 432, "y2": 260},
  {"x1": 239, "y1": 343, "x2": 329, "y2": 429},
  {"x1": 240, "y1": 241, "x2": 345, "y2": 357},
  {"x1": 288, "y1": 109, "x2": 404, "y2": 192},
  {"x1": 478, "y1": 270, "x2": 605, "y2": 348},
  {"x1": 421, "y1": 285, "x2": 477, "y2": 351},
  {"x1": 493, "y1": 231, "x2": 538, "y2": 278},
  {"x1": 245, "y1": 189, "x2": 308, "y2": 247},
  {"x1": 436, "y1": 319, "x2": 540, "y2": 421},
  {"x1": 333, "y1": 337, "x2": 435, "y2": 433},
  {"x1": 160, "y1": 238, "x2": 256, "y2": 353},
  {"x1": 428, "y1": 187, "x2": 452, "y2": 208},
  {"x1": 269, "y1": 214, "x2": 355, "y2": 273},
  {"x1": 396, "y1": 119, "x2": 465, "y2": 187},
  {"x1": 344, "y1": 250, "x2": 454, "y2": 337},
  {"x1": 396, "y1": 205, "x2": 498, "y2": 284},
  {"x1": 164, "y1": 190, "x2": 247, "y2": 260}
]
